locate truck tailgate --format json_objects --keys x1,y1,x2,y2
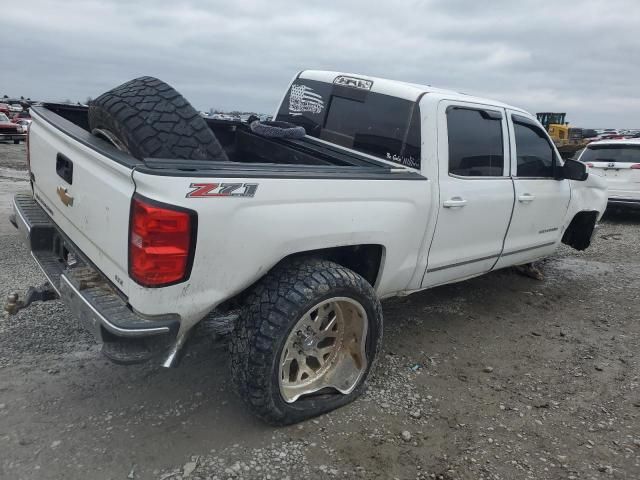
[{"x1": 28, "y1": 109, "x2": 135, "y2": 296}]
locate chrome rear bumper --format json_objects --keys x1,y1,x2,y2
[
  {"x1": 0, "y1": 133, "x2": 27, "y2": 142},
  {"x1": 12, "y1": 193, "x2": 180, "y2": 363}
]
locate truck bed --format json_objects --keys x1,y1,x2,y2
[{"x1": 38, "y1": 103, "x2": 422, "y2": 180}]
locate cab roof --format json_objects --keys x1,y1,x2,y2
[{"x1": 300, "y1": 70, "x2": 528, "y2": 114}]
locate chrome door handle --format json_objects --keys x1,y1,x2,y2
[
  {"x1": 443, "y1": 197, "x2": 467, "y2": 208},
  {"x1": 518, "y1": 194, "x2": 535, "y2": 203}
]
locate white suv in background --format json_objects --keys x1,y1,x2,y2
[{"x1": 579, "y1": 139, "x2": 640, "y2": 209}]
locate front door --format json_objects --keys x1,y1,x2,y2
[
  {"x1": 494, "y1": 112, "x2": 571, "y2": 269},
  {"x1": 422, "y1": 101, "x2": 515, "y2": 288}
]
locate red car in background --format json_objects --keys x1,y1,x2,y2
[
  {"x1": 0, "y1": 112, "x2": 27, "y2": 144},
  {"x1": 11, "y1": 111, "x2": 31, "y2": 122},
  {"x1": 589, "y1": 133, "x2": 626, "y2": 143},
  {"x1": 0, "y1": 103, "x2": 10, "y2": 115}
]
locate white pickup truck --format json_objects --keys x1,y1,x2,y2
[{"x1": 9, "y1": 71, "x2": 606, "y2": 424}]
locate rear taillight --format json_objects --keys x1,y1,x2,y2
[
  {"x1": 129, "y1": 196, "x2": 197, "y2": 287},
  {"x1": 586, "y1": 162, "x2": 594, "y2": 168},
  {"x1": 631, "y1": 164, "x2": 640, "y2": 170}
]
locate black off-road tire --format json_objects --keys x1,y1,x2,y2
[
  {"x1": 230, "y1": 258, "x2": 383, "y2": 425},
  {"x1": 88, "y1": 76, "x2": 228, "y2": 161}
]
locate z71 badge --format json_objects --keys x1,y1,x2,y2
[{"x1": 186, "y1": 182, "x2": 258, "y2": 198}]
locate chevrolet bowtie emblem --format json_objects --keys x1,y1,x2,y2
[{"x1": 56, "y1": 186, "x2": 74, "y2": 207}]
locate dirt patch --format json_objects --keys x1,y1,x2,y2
[{"x1": 0, "y1": 142, "x2": 28, "y2": 171}]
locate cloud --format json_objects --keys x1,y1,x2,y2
[{"x1": 1, "y1": 0, "x2": 639, "y2": 127}]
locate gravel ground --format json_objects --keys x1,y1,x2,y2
[
  {"x1": 0, "y1": 142, "x2": 31, "y2": 173},
  {"x1": 1, "y1": 143, "x2": 639, "y2": 480}
]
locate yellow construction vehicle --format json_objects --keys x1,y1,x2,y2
[
  {"x1": 536, "y1": 112, "x2": 591, "y2": 159},
  {"x1": 536, "y1": 112, "x2": 570, "y2": 143}
]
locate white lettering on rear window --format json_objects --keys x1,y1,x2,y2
[{"x1": 386, "y1": 153, "x2": 420, "y2": 169}]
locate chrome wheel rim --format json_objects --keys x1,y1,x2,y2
[{"x1": 278, "y1": 297, "x2": 368, "y2": 403}]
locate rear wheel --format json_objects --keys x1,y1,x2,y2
[
  {"x1": 88, "y1": 76, "x2": 228, "y2": 161},
  {"x1": 230, "y1": 259, "x2": 383, "y2": 425}
]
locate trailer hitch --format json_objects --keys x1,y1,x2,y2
[{"x1": 4, "y1": 283, "x2": 59, "y2": 315}]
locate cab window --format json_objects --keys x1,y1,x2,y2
[
  {"x1": 513, "y1": 116, "x2": 557, "y2": 178},
  {"x1": 447, "y1": 107, "x2": 504, "y2": 177}
]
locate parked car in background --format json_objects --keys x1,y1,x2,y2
[
  {"x1": 0, "y1": 112, "x2": 27, "y2": 143},
  {"x1": 12, "y1": 111, "x2": 31, "y2": 122},
  {"x1": 14, "y1": 119, "x2": 31, "y2": 133},
  {"x1": 590, "y1": 133, "x2": 623, "y2": 143},
  {"x1": 598, "y1": 133, "x2": 626, "y2": 141},
  {"x1": 8, "y1": 103, "x2": 23, "y2": 113},
  {"x1": 578, "y1": 139, "x2": 640, "y2": 209},
  {"x1": 0, "y1": 103, "x2": 10, "y2": 115}
]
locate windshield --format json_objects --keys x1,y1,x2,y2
[
  {"x1": 0, "y1": 113, "x2": 9, "y2": 122},
  {"x1": 581, "y1": 145, "x2": 640, "y2": 163},
  {"x1": 276, "y1": 78, "x2": 421, "y2": 168}
]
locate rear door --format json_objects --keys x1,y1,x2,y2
[
  {"x1": 494, "y1": 112, "x2": 570, "y2": 269},
  {"x1": 579, "y1": 143, "x2": 640, "y2": 201},
  {"x1": 422, "y1": 101, "x2": 514, "y2": 287}
]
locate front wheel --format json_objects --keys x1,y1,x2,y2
[{"x1": 230, "y1": 259, "x2": 383, "y2": 425}]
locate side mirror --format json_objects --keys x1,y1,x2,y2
[{"x1": 561, "y1": 159, "x2": 588, "y2": 181}]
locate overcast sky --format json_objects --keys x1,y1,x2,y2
[{"x1": 2, "y1": 0, "x2": 639, "y2": 128}]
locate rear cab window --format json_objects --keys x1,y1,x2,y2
[
  {"x1": 580, "y1": 144, "x2": 640, "y2": 164},
  {"x1": 276, "y1": 77, "x2": 421, "y2": 169}
]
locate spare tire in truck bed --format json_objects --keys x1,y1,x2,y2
[{"x1": 88, "y1": 76, "x2": 228, "y2": 161}]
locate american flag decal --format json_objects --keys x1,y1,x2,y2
[{"x1": 289, "y1": 84, "x2": 325, "y2": 116}]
